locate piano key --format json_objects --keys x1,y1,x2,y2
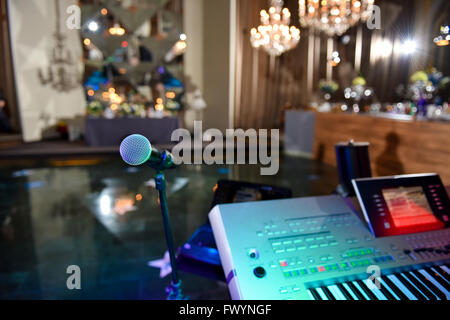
[
  {"x1": 315, "y1": 287, "x2": 329, "y2": 300},
  {"x1": 395, "y1": 273, "x2": 427, "y2": 300},
  {"x1": 381, "y1": 275, "x2": 409, "y2": 300},
  {"x1": 404, "y1": 271, "x2": 437, "y2": 300},
  {"x1": 309, "y1": 288, "x2": 322, "y2": 300},
  {"x1": 432, "y1": 266, "x2": 450, "y2": 286},
  {"x1": 412, "y1": 270, "x2": 446, "y2": 300},
  {"x1": 356, "y1": 279, "x2": 378, "y2": 300},
  {"x1": 387, "y1": 274, "x2": 417, "y2": 300},
  {"x1": 377, "y1": 277, "x2": 399, "y2": 300},
  {"x1": 337, "y1": 283, "x2": 355, "y2": 300},
  {"x1": 438, "y1": 265, "x2": 450, "y2": 283},
  {"x1": 328, "y1": 285, "x2": 346, "y2": 300},
  {"x1": 321, "y1": 286, "x2": 336, "y2": 300},
  {"x1": 363, "y1": 278, "x2": 388, "y2": 300},
  {"x1": 441, "y1": 265, "x2": 450, "y2": 274},
  {"x1": 347, "y1": 281, "x2": 367, "y2": 300},
  {"x1": 419, "y1": 269, "x2": 450, "y2": 299},
  {"x1": 425, "y1": 267, "x2": 450, "y2": 292}
]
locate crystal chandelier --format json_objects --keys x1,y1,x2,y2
[
  {"x1": 298, "y1": 0, "x2": 375, "y2": 36},
  {"x1": 250, "y1": 0, "x2": 301, "y2": 56}
]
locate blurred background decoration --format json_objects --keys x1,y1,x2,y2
[
  {"x1": 38, "y1": 0, "x2": 82, "y2": 92},
  {"x1": 298, "y1": 0, "x2": 375, "y2": 36},
  {"x1": 80, "y1": 0, "x2": 186, "y2": 119},
  {"x1": 249, "y1": 0, "x2": 301, "y2": 56}
]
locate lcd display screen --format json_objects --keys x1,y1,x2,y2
[
  {"x1": 382, "y1": 186, "x2": 444, "y2": 229},
  {"x1": 352, "y1": 174, "x2": 449, "y2": 237}
]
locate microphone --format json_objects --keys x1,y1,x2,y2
[
  {"x1": 120, "y1": 134, "x2": 177, "y2": 170},
  {"x1": 119, "y1": 133, "x2": 187, "y2": 299}
]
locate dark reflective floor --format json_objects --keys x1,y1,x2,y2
[{"x1": 0, "y1": 155, "x2": 338, "y2": 299}]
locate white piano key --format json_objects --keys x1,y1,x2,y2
[
  {"x1": 342, "y1": 282, "x2": 359, "y2": 300},
  {"x1": 352, "y1": 281, "x2": 370, "y2": 300},
  {"x1": 315, "y1": 287, "x2": 329, "y2": 300},
  {"x1": 432, "y1": 267, "x2": 450, "y2": 285},
  {"x1": 399, "y1": 272, "x2": 431, "y2": 300},
  {"x1": 387, "y1": 275, "x2": 417, "y2": 300},
  {"x1": 440, "y1": 265, "x2": 450, "y2": 276},
  {"x1": 408, "y1": 271, "x2": 440, "y2": 300},
  {"x1": 328, "y1": 285, "x2": 346, "y2": 300},
  {"x1": 363, "y1": 279, "x2": 388, "y2": 300},
  {"x1": 378, "y1": 277, "x2": 400, "y2": 300},
  {"x1": 307, "y1": 289, "x2": 316, "y2": 300},
  {"x1": 420, "y1": 269, "x2": 450, "y2": 299}
]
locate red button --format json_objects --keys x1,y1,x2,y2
[{"x1": 318, "y1": 266, "x2": 326, "y2": 272}]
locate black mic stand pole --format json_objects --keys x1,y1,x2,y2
[{"x1": 154, "y1": 169, "x2": 187, "y2": 300}]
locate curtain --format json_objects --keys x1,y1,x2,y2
[
  {"x1": 233, "y1": 0, "x2": 449, "y2": 130},
  {"x1": 234, "y1": 0, "x2": 309, "y2": 130}
]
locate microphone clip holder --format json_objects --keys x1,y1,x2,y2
[{"x1": 148, "y1": 150, "x2": 176, "y2": 171}]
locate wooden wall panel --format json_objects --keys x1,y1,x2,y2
[{"x1": 313, "y1": 112, "x2": 450, "y2": 185}]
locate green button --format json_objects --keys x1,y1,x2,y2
[
  {"x1": 299, "y1": 268, "x2": 308, "y2": 275},
  {"x1": 351, "y1": 261, "x2": 358, "y2": 267},
  {"x1": 309, "y1": 267, "x2": 318, "y2": 273},
  {"x1": 283, "y1": 271, "x2": 292, "y2": 278},
  {"x1": 291, "y1": 270, "x2": 300, "y2": 277},
  {"x1": 331, "y1": 264, "x2": 338, "y2": 270}
]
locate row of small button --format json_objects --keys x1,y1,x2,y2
[
  {"x1": 373, "y1": 255, "x2": 394, "y2": 263},
  {"x1": 273, "y1": 241, "x2": 339, "y2": 254},
  {"x1": 341, "y1": 248, "x2": 374, "y2": 258},
  {"x1": 282, "y1": 255, "x2": 395, "y2": 279}
]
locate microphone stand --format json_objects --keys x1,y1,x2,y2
[{"x1": 152, "y1": 153, "x2": 187, "y2": 300}]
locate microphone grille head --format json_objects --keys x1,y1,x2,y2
[{"x1": 120, "y1": 134, "x2": 152, "y2": 166}]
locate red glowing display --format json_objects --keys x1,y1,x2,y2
[{"x1": 382, "y1": 186, "x2": 444, "y2": 232}]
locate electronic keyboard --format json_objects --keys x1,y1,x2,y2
[{"x1": 209, "y1": 194, "x2": 450, "y2": 300}]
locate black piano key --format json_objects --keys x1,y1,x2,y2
[
  {"x1": 309, "y1": 288, "x2": 322, "y2": 300},
  {"x1": 378, "y1": 280, "x2": 396, "y2": 300},
  {"x1": 403, "y1": 272, "x2": 437, "y2": 300},
  {"x1": 426, "y1": 267, "x2": 450, "y2": 292},
  {"x1": 337, "y1": 283, "x2": 354, "y2": 300},
  {"x1": 396, "y1": 273, "x2": 427, "y2": 300},
  {"x1": 437, "y1": 266, "x2": 450, "y2": 283},
  {"x1": 356, "y1": 279, "x2": 378, "y2": 300},
  {"x1": 321, "y1": 286, "x2": 336, "y2": 300},
  {"x1": 381, "y1": 275, "x2": 409, "y2": 300},
  {"x1": 412, "y1": 270, "x2": 446, "y2": 300},
  {"x1": 346, "y1": 281, "x2": 366, "y2": 300}
]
